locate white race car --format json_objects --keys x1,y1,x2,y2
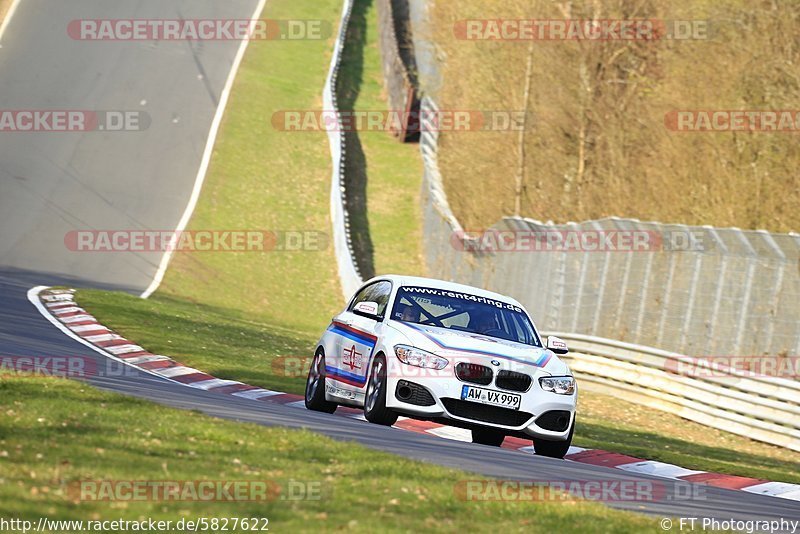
[{"x1": 305, "y1": 275, "x2": 577, "y2": 458}]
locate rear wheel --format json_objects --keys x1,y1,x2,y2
[
  {"x1": 471, "y1": 427, "x2": 505, "y2": 447},
  {"x1": 364, "y1": 355, "x2": 398, "y2": 426},
  {"x1": 533, "y1": 419, "x2": 574, "y2": 459},
  {"x1": 305, "y1": 351, "x2": 337, "y2": 413}
]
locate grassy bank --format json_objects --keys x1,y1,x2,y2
[
  {"x1": 154, "y1": 0, "x2": 344, "y2": 333},
  {"x1": 0, "y1": 377, "x2": 655, "y2": 532},
  {"x1": 576, "y1": 392, "x2": 800, "y2": 484},
  {"x1": 429, "y1": 0, "x2": 800, "y2": 232},
  {"x1": 154, "y1": 0, "x2": 425, "y2": 336}
]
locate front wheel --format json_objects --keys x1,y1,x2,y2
[
  {"x1": 472, "y1": 427, "x2": 505, "y2": 446},
  {"x1": 364, "y1": 355, "x2": 398, "y2": 426},
  {"x1": 533, "y1": 419, "x2": 574, "y2": 459},
  {"x1": 305, "y1": 351, "x2": 337, "y2": 413}
]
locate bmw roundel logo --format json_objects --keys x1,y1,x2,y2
[{"x1": 490, "y1": 360, "x2": 500, "y2": 366}]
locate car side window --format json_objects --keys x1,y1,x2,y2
[{"x1": 348, "y1": 281, "x2": 392, "y2": 317}]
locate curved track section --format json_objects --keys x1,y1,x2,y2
[{"x1": 0, "y1": 0, "x2": 260, "y2": 292}]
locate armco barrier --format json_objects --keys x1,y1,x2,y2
[
  {"x1": 544, "y1": 332, "x2": 800, "y2": 452},
  {"x1": 324, "y1": 0, "x2": 363, "y2": 300}
]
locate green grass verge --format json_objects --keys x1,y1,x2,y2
[
  {"x1": 0, "y1": 377, "x2": 655, "y2": 532},
  {"x1": 155, "y1": 0, "x2": 344, "y2": 333},
  {"x1": 77, "y1": 289, "x2": 800, "y2": 485},
  {"x1": 154, "y1": 0, "x2": 423, "y2": 334},
  {"x1": 79, "y1": 289, "x2": 312, "y2": 396}
]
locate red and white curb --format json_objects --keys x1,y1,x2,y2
[{"x1": 29, "y1": 286, "x2": 800, "y2": 502}]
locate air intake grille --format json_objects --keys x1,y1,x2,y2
[
  {"x1": 442, "y1": 398, "x2": 532, "y2": 427},
  {"x1": 496, "y1": 370, "x2": 532, "y2": 392},
  {"x1": 395, "y1": 380, "x2": 436, "y2": 406},
  {"x1": 535, "y1": 410, "x2": 572, "y2": 432},
  {"x1": 455, "y1": 362, "x2": 493, "y2": 385}
]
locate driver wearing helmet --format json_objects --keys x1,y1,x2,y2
[{"x1": 396, "y1": 303, "x2": 420, "y2": 323}]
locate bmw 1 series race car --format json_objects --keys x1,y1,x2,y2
[{"x1": 305, "y1": 275, "x2": 577, "y2": 458}]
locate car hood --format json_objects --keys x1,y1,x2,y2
[{"x1": 387, "y1": 321, "x2": 569, "y2": 375}]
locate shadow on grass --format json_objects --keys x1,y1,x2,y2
[{"x1": 337, "y1": 0, "x2": 375, "y2": 279}]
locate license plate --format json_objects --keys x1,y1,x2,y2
[{"x1": 461, "y1": 385, "x2": 521, "y2": 410}]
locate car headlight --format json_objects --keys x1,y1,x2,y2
[
  {"x1": 394, "y1": 345, "x2": 449, "y2": 370},
  {"x1": 539, "y1": 376, "x2": 575, "y2": 395}
]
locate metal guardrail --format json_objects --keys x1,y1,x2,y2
[
  {"x1": 545, "y1": 332, "x2": 800, "y2": 452},
  {"x1": 324, "y1": 0, "x2": 363, "y2": 301}
]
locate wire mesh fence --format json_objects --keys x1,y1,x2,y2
[{"x1": 421, "y1": 97, "x2": 800, "y2": 358}]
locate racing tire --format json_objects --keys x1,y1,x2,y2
[
  {"x1": 532, "y1": 419, "x2": 575, "y2": 459},
  {"x1": 364, "y1": 355, "x2": 398, "y2": 426},
  {"x1": 305, "y1": 350, "x2": 337, "y2": 413},
  {"x1": 471, "y1": 427, "x2": 506, "y2": 447}
]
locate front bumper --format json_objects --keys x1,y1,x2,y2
[{"x1": 384, "y1": 368, "x2": 577, "y2": 440}]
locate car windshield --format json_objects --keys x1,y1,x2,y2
[{"x1": 390, "y1": 286, "x2": 541, "y2": 347}]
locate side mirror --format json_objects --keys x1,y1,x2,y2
[
  {"x1": 546, "y1": 336, "x2": 569, "y2": 355},
  {"x1": 353, "y1": 301, "x2": 382, "y2": 321}
]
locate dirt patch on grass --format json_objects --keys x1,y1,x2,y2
[{"x1": 429, "y1": 0, "x2": 800, "y2": 233}]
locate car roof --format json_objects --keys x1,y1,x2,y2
[{"x1": 362, "y1": 274, "x2": 524, "y2": 307}]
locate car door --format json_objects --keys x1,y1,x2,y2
[{"x1": 328, "y1": 280, "x2": 392, "y2": 396}]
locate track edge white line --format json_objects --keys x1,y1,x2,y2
[
  {"x1": 139, "y1": 0, "x2": 268, "y2": 299},
  {"x1": 27, "y1": 285, "x2": 185, "y2": 385}
]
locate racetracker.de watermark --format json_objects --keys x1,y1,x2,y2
[
  {"x1": 68, "y1": 480, "x2": 324, "y2": 502},
  {"x1": 456, "y1": 479, "x2": 706, "y2": 502},
  {"x1": 453, "y1": 19, "x2": 709, "y2": 41},
  {"x1": 0, "y1": 355, "x2": 140, "y2": 379},
  {"x1": 0, "y1": 110, "x2": 149, "y2": 132},
  {"x1": 665, "y1": 355, "x2": 800, "y2": 379},
  {"x1": 271, "y1": 110, "x2": 533, "y2": 132},
  {"x1": 63, "y1": 230, "x2": 328, "y2": 252},
  {"x1": 68, "y1": 19, "x2": 331, "y2": 40},
  {"x1": 665, "y1": 110, "x2": 800, "y2": 132},
  {"x1": 451, "y1": 229, "x2": 709, "y2": 253},
  {"x1": 0, "y1": 517, "x2": 270, "y2": 534}
]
